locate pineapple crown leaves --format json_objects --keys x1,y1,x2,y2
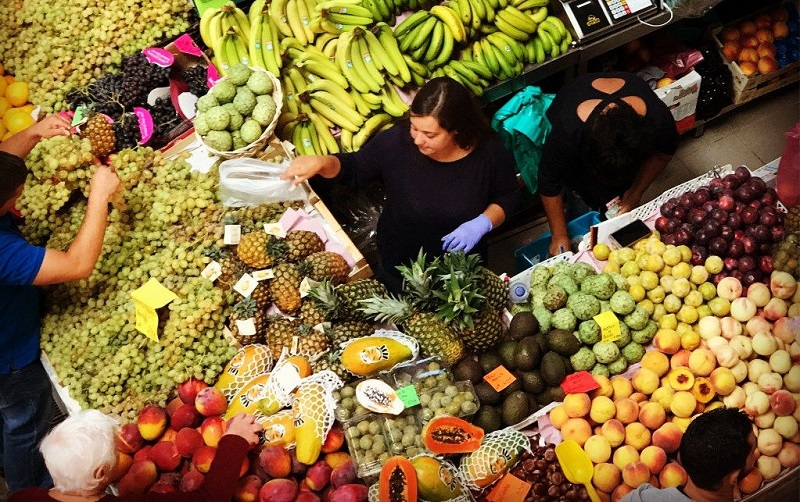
[
  {"x1": 356, "y1": 293, "x2": 413, "y2": 325},
  {"x1": 233, "y1": 296, "x2": 258, "y2": 317},
  {"x1": 266, "y1": 235, "x2": 288, "y2": 259},
  {"x1": 433, "y1": 272, "x2": 483, "y2": 330},
  {"x1": 396, "y1": 249, "x2": 439, "y2": 311},
  {"x1": 306, "y1": 279, "x2": 341, "y2": 317}
]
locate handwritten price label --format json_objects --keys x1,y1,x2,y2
[
  {"x1": 130, "y1": 279, "x2": 178, "y2": 342},
  {"x1": 594, "y1": 311, "x2": 621, "y2": 343},
  {"x1": 173, "y1": 34, "x2": 203, "y2": 57},
  {"x1": 396, "y1": 385, "x2": 420, "y2": 408},
  {"x1": 484, "y1": 365, "x2": 517, "y2": 392},
  {"x1": 487, "y1": 474, "x2": 531, "y2": 502},
  {"x1": 561, "y1": 371, "x2": 601, "y2": 394},
  {"x1": 133, "y1": 107, "x2": 154, "y2": 144}
]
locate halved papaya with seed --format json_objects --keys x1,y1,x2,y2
[
  {"x1": 422, "y1": 415, "x2": 484, "y2": 454},
  {"x1": 379, "y1": 456, "x2": 417, "y2": 502}
]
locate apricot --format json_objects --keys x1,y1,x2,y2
[
  {"x1": 639, "y1": 402, "x2": 667, "y2": 431},
  {"x1": 688, "y1": 349, "x2": 716, "y2": 377},
  {"x1": 622, "y1": 461, "x2": 651, "y2": 488},
  {"x1": 561, "y1": 418, "x2": 593, "y2": 447},
  {"x1": 625, "y1": 422, "x2": 652, "y2": 451},
  {"x1": 601, "y1": 419, "x2": 626, "y2": 448},
  {"x1": 549, "y1": 404, "x2": 569, "y2": 429},
  {"x1": 668, "y1": 368, "x2": 694, "y2": 391},
  {"x1": 590, "y1": 396, "x2": 617, "y2": 424},
  {"x1": 710, "y1": 367, "x2": 737, "y2": 396},
  {"x1": 659, "y1": 463, "x2": 687, "y2": 488},
  {"x1": 632, "y1": 368, "x2": 660, "y2": 395},
  {"x1": 721, "y1": 41, "x2": 740, "y2": 62},
  {"x1": 692, "y1": 377, "x2": 716, "y2": 404},
  {"x1": 640, "y1": 446, "x2": 667, "y2": 475},
  {"x1": 720, "y1": 26, "x2": 740, "y2": 41},
  {"x1": 591, "y1": 375, "x2": 614, "y2": 399},
  {"x1": 584, "y1": 434, "x2": 612, "y2": 464},
  {"x1": 654, "y1": 329, "x2": 681, "y2": 355},
  {"x1": 614, "y1": 398, "x2": 639, "y2": 425},
  {"x1": 593, "y1": 463, "x2": 622, "y2": 494},
  {"x1": 670, "y1": 350, "x2": 691, "y2": 370},
  {"x1": 739, "y1": 61, "x2": 758, "y2": 77},
  {"x1": 613, "y1": 445, "x2": 640, "y2": 471},
  {"x1": 773, "y1": 21, "x2": 789, "y2": 39},
  {"x1": 758, "y1": 56, "x2": 779, "y2": 75},
  {"x1": 612, "y1": 484, "x2": 634, "y2": 502},
  {"x1": 650, "y1": 386, "x2": 674, "y2": 412},
  {"x1": 670, "y1": 391, "x2": 697, "y2": 419},
  {"x1": 611, "y1": 376, "x2": 633, "y2": 400},
  {"x1": 739, "y1": 21, "x2": 757, "y2": 36},
  {"x1": 564, "y1": 393, "x2": 592, "y2": 418},
  {"x1": 641, "y1": 351, "x2": 670, "y2": 377}
]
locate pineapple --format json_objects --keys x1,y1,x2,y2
[
  {"x1": 236, "y1": 232, "x2": 286, "y2": 269},
  {"x1": 265, "y1": 316, "x2": 299, "y2": 360},
  {"x1": 359, "y1": 295, "x2": 464, "y2": 367},
  {"x1": 264, "y1": 318, "x2": 329, "y2": 360},
  {"x1": 457, "y1": 307, "x2": 506, "y2": 352},
  {"x1": 83, "y1": 113, "x2": 116, "y2": 157},
  {"x1": 305, "y1": 279, "x2": 341, "y2": 320},
  {"x1": 311, "y1": 350, "x2": 354, "y2": 383},
  {"x1": 299, "y1": 251, "x2": 350, "y2": 284},
  {"x1": 269, "y1": 262, "x2": 302, "y2": 314},
  {"x1": 336, "y1": 278, "x2": 388, "y2": 321},
  {"x1": 479, "y1": 267, "x2": 509, "y2": 312},
  {"x1": 204, "y1": 245, "x2": 245, "y2": 291},
  {"x1": 299, "y1": 300, "x2": 328, "y2": 327},
  {"x1": 293, "y1": 323, "x2": 330, "y2": 359},
  {"x1": 285, "y1": 230, "x2": 325, "y2": 261},
  {"x1": 326, "y1": 320, "x2": 373, "y2": 347},
  {"x1": 396, "y1": 250, "x2": 439, "y2": 311},
  {"x1": 228, "y1": 297, "x2": 266, "y2": 345},
  {"x1": 251, "y1": 281, "x2": 272, "y2": 310}
]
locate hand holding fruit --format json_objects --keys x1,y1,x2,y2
[
  {"x1": 28, "y1": 114, "x2": 72, "y2": 140},
  {"x1": 88, "y1": 165, "x2": 121, "y2": 203},
  {"x1": 224, "y1": 412, "x2": 261, "y2": 448}
]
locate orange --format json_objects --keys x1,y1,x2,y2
[
  {"x1": 0, "y1": 97, "x2": 9, "y2": 118},
  {"x1": 3, "y1": 108, "x2": 34, "y2": 134},
  {"x1": 5, "y1": 82, "x2": 28, "y2": 107},
  {"x1": 4, "y1": 76, "x2": 14, "y2": 85}
]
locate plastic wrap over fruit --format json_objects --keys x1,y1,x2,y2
[
  {"x1": 458, "y1": 427, "x2": 531, "y2": 491},
  {"x1": 214, "y1": 343, "x2": 273, "y2": 400},
  {"x1": 293, "y1": 370, "x2": 343, "y2": 464},
  {"x1": 338, "y1": 330, "x2": 419, "y2": 377}
]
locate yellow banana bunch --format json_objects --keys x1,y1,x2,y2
[
  {"x1": 201, "y1": 3, "x2": 250, "y2": 50},
  {"x1": 213, "y1": 27, "x2": 250, "y2": 76},
  {"x1": 318, "y1": 0, "x2": 375, "y2": 34},
  {"x1": 248, "y1": 12, "x2": 283, "y2": 76},
  {"x1": 374, "y1": 23, "x2": 411, "y2": 83}
]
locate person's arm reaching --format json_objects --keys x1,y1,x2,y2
[
  {"x1": 442, "y1": 203, "x2": 506, "y2": 253},
  {"x1": 281, "y1": 155, "x2": 342, "y2": 185},
  {"x1": 619, "y1": 152, "x2": 672, "y2": 214},
  {"x1": 0, "y1": 114, "x2": 72, "y2": 158},
  {"x1": 542, "y1": 193, "x2": 570, "y2": 257},
  {"x1": 33, "y1": 165, "x2": 119, "y2": 285}
]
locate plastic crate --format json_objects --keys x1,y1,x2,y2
[{"x1": 514, "y1": 211, "x2": 601, "y2": 272}]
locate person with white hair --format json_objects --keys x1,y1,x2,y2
[{"x1": 9, "y1": 410, "x2": 261, "y2": 501}]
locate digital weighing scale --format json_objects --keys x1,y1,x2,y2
[{"x1": 551, "y1": 0, "x2": 662, "y2": 43}]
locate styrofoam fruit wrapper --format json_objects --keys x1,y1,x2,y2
[
  {"x1": 458, "y1": 427, "x2": 532, "y2": 491},
  {"x1": 215, "y1": 343, "x2": 273, "y2": 400},
  {"x1": 292, "y1": 370, "x2": 343, "y2": 458},
  {"x1": 257, "y1": 349, "x2": 306, "y2": 415}
]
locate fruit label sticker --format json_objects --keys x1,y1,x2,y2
[
  {"x1": 299, "y1": 277, "x2": 317, "y2": 298},
  {"x1": 272, "y1": 362, "x2": 302, "y2": 395},
  {"x1": 235, "y1": 318, "x2": 257, "y2": 338},
  {"x1": 487, "y1": 473, "x2": 531, "y2": 502},
  {"x1": 234, "y1": 273, "x2": 258, "y2": 298},
  {"x1": 130, "y1": 278, "x2": 178, "y2": 342},
  {"x1": 142, "y1": 47, "x2": 175, "y2": 67},
  {"x1": 561, "y1": 371, "x2": 601, "y2": 394},
  {"x1": 252, "y1": 269, "x2": 275, "y2": 281},
  {"x1": 224, "y1": 225, "x2": 241, "y2": 245},
  {"x1": 484, "y1": 365, "x2": 517, "y2": 392},
  {"x1": 173, "y1": 34, "x2": 204, "y2": 57},
  {"x1": 133, "y1": 107, "x2": 154, "y2": 144},
  {"x1": 207, "y1": 65, "x2": 221, "y2": 88},
  {"x1": 594, "y1": 311, "x2": 621, "y2": 343},
  {"x1": 201, "y1": 261, "x2": 222, "y2": 282},
  {"x1": 263, "y1": 223, "x2": 287, "y2": 238},
  {"x1": 396, "y1": 385, "x2": 420, "y2": 408}
]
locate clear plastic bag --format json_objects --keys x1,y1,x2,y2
[{"x1": 219, "y1": 157, "x2": 307, "y2": 207}]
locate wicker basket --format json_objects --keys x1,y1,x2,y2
[{"x1": 196, "y1": 67, "x2": 283, "y2": 159}]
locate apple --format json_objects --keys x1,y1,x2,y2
[{"x1": 717, "y1": 277, "x2": 743, "y2": 301}]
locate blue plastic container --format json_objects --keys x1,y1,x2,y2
[{"x1": 514, "y1": 211, "x2": 601, "y2": 273}]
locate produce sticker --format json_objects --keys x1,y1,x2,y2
[
  {"x1": 130, "y1": 278, "x2": 178, "y2": 342},
  {"x1": 594, "y1": 310, "x2": 621, "y2": 343},
  {"x1": 487, "y1": 473, "x2": 531, "y2": 502},
  {"x1": 484, "y1": 365, "x2": 517, "y2": 392}
]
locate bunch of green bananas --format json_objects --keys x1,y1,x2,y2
[
  {"x1": 247, "y1": 5, "x2": 283, "y2": 76},
  {"x1": 394, "y1": 5, "x2": 464, "y2": 71},
  {"x1": 200, "y1": 3, "x2": 251, "y2": 75}
]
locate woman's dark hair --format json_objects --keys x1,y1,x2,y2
[
  {"x1": 0, "y1": 152, "x2": 27, "y2": 205},
  {"x1": 579, "y1": 101, "x2": 655, "y2": 189},
  {"x1": 410, "y1": 77, "x2": 493, "y2": 149},
  {"x1": 679, "y1": 407, "x2": 754, "y2": 491}
]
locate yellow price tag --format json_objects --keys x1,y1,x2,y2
[
  {"x1": 131, "y1": 278, "x2": 178, "y2": 341},
  {"x1": 594, "y1": 311, "x2": 621, "y2": 343}
]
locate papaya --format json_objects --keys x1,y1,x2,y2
[
  {"x1": 421, "y1": 416, "x2": 484, "y2": 454},
  {"x1": 285, "y1": 355, "x2": 312, "y2": 378},
  {"x1": 293, "y1": 382, "x2": 327, "y2": 465},
  {"x1": 223, "y1": 373, "x2": 270, "y2": 418},
  {"x1": 379, "y1": 456, "x2": 417, "y2": 502},
  {"x1": 459, "y1": 428, "x2": 529, "y2": 489},
  {"x1": 215, "y1": 344, "x2": 272, "y2": 399},
  {"x1": 255, "y1": 409, "x2": 296, "y2": 448},
  {"x1": 340, "y1": 336, "x2": 414, "y2": 376},
  {"x1": 409, "y1": 456, "x2": 462, "y2": 502}
]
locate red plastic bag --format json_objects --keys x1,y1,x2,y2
[{"x1": 777, "y1": 122, "x2": 800, "y2": 207}]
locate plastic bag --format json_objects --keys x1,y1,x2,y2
[
  {"x1": 666, "y1": 0, "x2": 724, "y2": 18},
  {"x1": 491, "y1": 86, "x2": 555, "y2": 194},
  {"x1": 777, "y1": 122, "x2": 800, "y2": 207},
  {"x1": 219, "y1": 157, "x2": 307, "y2": 207}
]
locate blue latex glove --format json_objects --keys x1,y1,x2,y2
[{"x1": 441, "y1": 214, "x2": 493, "y2": 252}]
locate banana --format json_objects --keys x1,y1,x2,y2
[
  {"x1": 361, "y1": 91, "x2": 383, "y2": 107},
  {"x1": 212, "y1": 32, "x2": 230, "y2": 75},
  {"x1": 489, "y1": 31, "x2": 525, "y2": 61},
  {"x1": 339, "y1": 128, "x2": 354, "y2": 152},
  {"x1": 316, "y1": 0, "x2": 362, "y2": 8},
  {"x1": 230, "y1": 5, "x2": 252, "y2": 39},
  {"x1": 295, "y1": 0, "x2": 316, "y2": 43},
  {"x1": 499, "y1": 5, "x2": 538, "y2": 33},
  {"x1": 287, "y1": 67, "x2": 309, "y2": 95},
  {"x1": 515, "y1": 0, "x2": 548, "y2": 8},
  {"x1": 378, "y1": 85, "x2": 408, "y2": 117},
  {"x1": 478, "y1": 38, "x2": 501, "y2": 76},
  {"x1": 497, "y1": 0, "x2": 508, "y2": 8},
  {"x1": 260, "y1": 17, "x2": 282, "y2": 75},
  {"x1": 494, "y1": 12, "x2": 530, "y2": 41},
  {"x1": 270, "y1": 0, "x2": 294, "y2": 37},
  {"x1": 484, "y1": 0, "x2": 499, "y2": 11},
  {"x1": 393, "y1": 10, "x2": 428, "y2": 39},
  {"x1": 337, "y1": 32, "x2": 370, "y2": 93},
  {"x1": 249, "y1": 0, "x2": 267, "y2": 22},
  {"x1": 307, "y1": 111, "x2": 340, "y2": 153},
  {"x1": 315, "y1": 32, "x2": 338, "y2": 51},
  {"x1": 469, "y1": 0, "x2": 487, "y2": 22},
  {"x1": 485, "y1": 38, "x2": 513, "y2": 77},
  {"x1": 482, "y1": 0, "x2": 497, "y2": 21},
  {"x1": 430, "y1": 24, "x2": 455, "y2": 68},
  {"x1": 282, "y1": 76, "x2": 300, "y2": 115},
  {"x1": 539, "y1": 17, "x2": 564, "y2": 43},
  {"x1": 532, "y1": 36, "x2": 545, "y2": 64},
  {"x1": 460, "y1": 58, "x2": 492, "y2": 79},
  {"x1": 308, "y1": 119, "x2": 326, "y2": 154},
  {"x1": 537, "y1": 27, "x2": 553, "y2": 53},
  {"x1": 522, "y1": 38, "x2": 536, "y2": 63},
  {"x1": 353, "y1": 113, "x2": 393, "y2": 149},
  {"x1": 376, "y1": 24, "x2": 411, "y2": 83},
  {"x1": 308, "y1": 88, "x2": 366, "y2": 128},
  {"x1": 249, "y1": 13, "x2": 268, "y2": 70},
  {"x1": 456, "y1": 0, "x2": 473, "y2": 27},
  {"x1": 486, "y1": 34, "x2": 517, "y2": 69},
  {"x1": 401, "y1": 16, "x2": 437, "y2": 52},
  {"x1": 324, "y1": 11, "x2": 374, "y2": 26},
  {"x1": 449, "y1": 59, "x2": 480, "y2": 83},
  {"x1": 531, "y1": 6, "x2": 548, "y2": 24},
  {"x1": 317, "y1": 3, "x2": 374, "y2": 18},
  {"x1": 545, "y1": 15, "x2": 568, "y2": 39},
  {"x1": 286, "y1": 0, "x2": 308, "y2": 45},
  {"x1": 322, "y1": 37, "x2": 340, "y2": 58},
  {"x1": 200, "y1": 7, "x2": 222, "y2": 48},
  {"x1": 430, "y1": 5, "x2": 467, "y2": 43},
  {"x1": 349, "y1": 89, "x2": 373, "y2": 115},
  {"x1": 366, "y1": 0, "x2": 391, "y2": 22},
  {"x1": 353, "y1": 33, "x2": 384, "y2": 91},
  {"x1": 550, "y1": 39, "x2": 561, "y2": 59},
  {"x1": 423, "y1": 21, "x2": 445, "y2": 63},
  {"x1": 402, "y1": 54, "x2": 429, "y2": 78},
  {"x1": 297, "y1": 56, "x2": 350, "y2": 89},
  {"x1": 363, "y1": 28, "x2": 396, "y2": 76},
  {"x1": 308, "y1": 98, "x2": 361, "y2": 132}
]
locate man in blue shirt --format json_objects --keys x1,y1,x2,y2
[{"x1": 0, "y1": 115, "x2": 120, "y2": 491}]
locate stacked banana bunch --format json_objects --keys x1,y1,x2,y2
[{"x1": 200, "y1": 4, "x2": 253, "y2": 75}]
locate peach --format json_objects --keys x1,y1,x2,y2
[
  {"x1": 564, "y1": 393, "x2": 592, "y2": 418},
  {"x1": 731, "y1": 360, "x2": 748, "y2": 383},
  {"x1": 774, "y1": 416, "x2": 798, "y2": 439},
  {"x1": 669, "y1": 350, "x2": 691, "y2": 370},
  {"x1": 721, "y1": 26, "x2": 740, "y2": 41},
  {"x1": 770, "y1": 271, "x2": 797, "y2": 299},
  {"x1": 590, "y1": 396, "x2": 617, "y2": 424},
  {"x1": 654, "y1": 329, "x2": 681, "y2": 355},
  {"x1": 670, "y1": 391, "x2": 697, "y2": 419},
  {"x1": 150, "y1": 441, "x2": 181, "y2": 472},
  {"x1": 640, "y1": 445, "x2": 667, "y2": 475},
  {"x1": 755, "y1": 410, "x2": 776, "y2": 429},
  {"x1": 632, "y1": 368, "x2": 660, "y2": 396},
  {"x1": 763, "y1": 297, "x2": 788, "y2": 321},
  {"x1": 195, "y1": 387, "x2": 227, "y2": 417},
  {"x1": 330, "y1": 459, "x2": 357, "y2": 488},
  {"x1": 622, "y1": 461, "x2": 651, "y2": 488},
  {"x1": 259, "y1": 445, "x2": 293, "y2": 478},
  {"x1": 757, "y1": 455, "x2": 782, "y2": 480},
  {"x1": 667, "y1": 368, "x2": 694, "y2": 391},
  {"x1": 625, "y1": 422, "x2": 652, "y2": 451},
  {"x1": 159, "y1": 429, "x2": 177, "y2": 443},
  {"x1": 688, "y1": 349, "x2": 716, "y2": 377},
  {"x1": 235, "y1": 474, "x2": 263, "y2": 502},
  {"x1": 737, "y1": 468, "x2": 763, "y2": 495},
  {"x1": 672, "y1": 416, "x2": 692, "y2": 433},
  {"x1": 773, "y1": 21, "x2": 790, "y2": 39},
  {"x1": 549, "y1": 404, "x2": 569, "y2": 429},
  {"x1": 639, "y1": 402, "x2": 667, "y2": 431},
  {"x1": 601, "y1": 419, "x2": 626, "y2": 447},
  {"x1": 321, "y1": 426, "x2": 345, "y2": 454},
  {"x1": 591, "y1": 375, "x2": 614, "y2": 399},
  {"x1": 659, "y1": 462, "x2": 687, "y2": 488},
  {"x1": 758, "y1": 429, "x2": 783, "y2": 456},
  {"x1": 324, "y1": 452, "x2": 353, "y2": 470},
  {"x1": 612, "y1": 445, "x2": 640, "y2": 471},
  {"x1": 192, "y1": 445, "x2": 217, "y2": 474},
  {"x1": 329, "y1": 484, "x2": 368, "y2": 502},
  {"x1": 773, "y1": 317, "x2": 800, "y2": 344},
  {"x1": 630, "y1": 392, "x2": 648, "y2": 404},
  {"x1": 133, "y1": 445, "x2": 152, "y2": 463},
  {"x1": 171, "y1": 404, "x2": 201, "y2": 431},
  {"x1": 681, "y1": 330, "x2": 701, "y2": 351},
  {"x1": 723, "y1": 386, "x2": 747, "y2": 409},
  {"x1": 593, "y1": 463, "x2": 622, "y2": 494},
  {"x1": 137, "y1": 405, "x2": 168, "y2": 441},
  {"x1": 692, "y1": 377, "x2": 716, "y2": 404},
  {"x1": 641, "y1": 352, "x2": 669, "y2": 377},
  {"x1": 584, "y1": 434, "x2": 612, "y2": 464},
  {"x1": 611, "y1": 376, "x2": 633, "y2": 400},
  {"x1": 200, "y1": 416, "x2": 225, "y2": 447},
  {"x1": 175, "y1": 428, "x2": 204, "y2": 458},
  {"x1": 295, "y1": 492, "x2": 321, "y2": 502},
  {"x1": 777, "y1": 442, "x2": 800, "y2": 468},
  {"x1": 650, "y1": 386, "x2": 674, "y2": 412},
  {"x1": 117, "y1": 460, "x2": 158, "y2": 496},
  {"x1": 259, "y1": 478, "x2": 299, "y2": 502},
  {"x1": 758, "y1": 372, "x2": 783, "y2": 395},
  {"x1": 739, "y1": 60, "x2": 758, "y2": 76},
  {"x1": 770, "y1": 389, "x2": 797, "y2": 416},
  {"x1": 614, "y1": 398, "x2": 639, "y2": 425},
  {"x1": 116, "y1": 423, "x2": 145, "y2": 454},
  {"x1": 179, "y1": 378, "x2": 209, "y2": 405},
  {"x1": 561, "y1": 418, "x2": 593, "y2": 447},
  {"x1": 612, "y1": 484, "x2": 634, "y2": 502},
  {"x1": 717, "y1": 276, "x2": 743, "y2": 301},
  {"x1": 720, "y1": 317, "x2": 743, "y2": 339},
  {"x1": 180, "y1": 469, "x2": 205, "y2": 492},
  {"x1": 166, "y1": 397, "x2": 184, "y2": 417},
  {"x1": 709, "y1": 367, "x2": 736, "y2": 396},
  {"x1": 305, "y1": 460, "x2": 332, "y2": 491}
]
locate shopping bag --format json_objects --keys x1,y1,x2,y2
[
  {"x1": 491, "y1": 86, "x2": 555, "y2": 194},
  {"x1": 219, "y1": 157, "x2": 307, "y2": 207}
]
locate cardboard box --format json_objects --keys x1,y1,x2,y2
[{"x1": 654, "y1": 70, "x2": 702, "y2": 134}]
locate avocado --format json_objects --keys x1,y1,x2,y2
[
  {"x1": 453, "y1": 358, "x2": 483, "y2": 384},
  {"x1": 474, "y1": 381, "x2": 502, "y2": 406},
  {"x1": 478, "y1": 352, "x2": 503, "y2": 375},
  {"x1": 549, "y1": 385, "x2": 567, "y2": 403},
  {"x1": 532, "y1": 332, "x2": 548, "y2": 354},
  {"x1": 519, "y1": 370, "x2": 546, "y2": 394},
  {"x1": 536, "y1": 389, "x2": 553, "y2": 407},
  {"x1": 473, "y1": 405, "x2": 503, "y2": 433},
  {"x1": 497, "y1": 340, "x2": 519, "y2": 370},
  {"x1": 500, "y1": 378, "x2": 523, "y2": 399},
  {"x1": 501, "y1": 391, "x2": 531, "y2": 426},
  {"x1": 562, "y1": 355, "x2": 574, "y2": 374},
  {"x1": 547, "y1": 329, "x2": 582, "y2": 356},
  {"x1": 515, "y1": 336, "x2": 541, "y2": 370},
  {"x1": 540, "y1": 351, "x2": 567, "y2": 386},
  {"x1": 508, "y1": 311, "x2": 539, "y2": 340},
  {"x1": 526, "y1": 392, "x2": 538, "y2": 412}
]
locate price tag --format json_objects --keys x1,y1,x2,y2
[
  {"x1": 264, "y1": 222, "x2": 287, "y2": 238},
  {"x1": 133, "y1": 107, "x2": 154, "y2": 145},
  {"x1": 561, "y1": 371, "x2": 601, "y2": 394},
  {"x1": 235, "y1": 318, "x2": 257, "y2": 338},
  {"x1": 207, "y1": 65, "x2": 221, "y2": 88},
  {"x1": 224, "y1": 225, "x2": 241, "y2": 245},
  {"x1": 173, "y1": 34, "x2": 204, "y2": 57},
  {"x1": 484, "y1": 365, "x2": 517, "y2": 392},
  {"x1": 201, "y1": 261, "x2": 222, "y2": 282},
  {"x1": 130, "y1": 279, "x2": 178, "y2": 341},
  {"x1": 252, "y1": 269, "x2": 274, "y2": 281},
  {"x1": 487, "y1": 473, "x2": 531, "y2": 502},
  {"x1": 273, "y1": 362, "x2": 303, "y2": 395},
  {"x1": 142, "y1": 47, "x2": 175, "y2": 67},
  {"x1": 594, "y1": 311, "x2": 621, "y2": 343},
  {"x1": 299, "y1": 277, "x2": 317, "y2": 298},
  {"x1": 234, "y1": 273, "x2": 258, "y2": 297},
  {"x1": 396, "y1": 385, "x2": 420, "y2": 408}
]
